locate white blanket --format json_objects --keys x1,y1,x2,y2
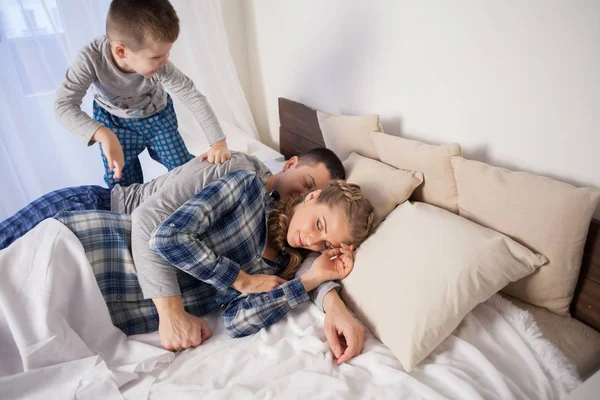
[{"x1": 0, "y1": 220, "x2": 581, "y2": 400}]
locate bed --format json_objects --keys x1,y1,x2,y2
[
  {"x1": 278, "y1": 97, "x2": 600, "y2": 379},
  {"x1": 0, "y1": 99, "x2": 598, "y2": 399}
]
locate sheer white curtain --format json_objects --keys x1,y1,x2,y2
[
  {"x1": 169, "y1": 0, "x2": 259, "y2": 153},
  {"x1": 0, "y1": 0, "x2": 258, "y2": 220},
  {"x1": 0, "y1": 0, "x2": 109, "y2": 220}
]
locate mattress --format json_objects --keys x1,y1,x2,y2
[
  {"x1": 0, "y1": 216, "x2": 582, "y2": 400},
  {"x1": 504, "y1": 295, "x2": 600, "y2": 379}
]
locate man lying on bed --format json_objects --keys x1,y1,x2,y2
[{"x1": 0, "y1": 148, "x2": 366, "y2": 365}]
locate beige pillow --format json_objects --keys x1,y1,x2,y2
[
  {"x1": 341, "y1": 201, "x2": 547, "y2": 372},
  {"x1": 451, "y1": 157, "x2": 600, "y2": 315},
  {"x1": 370, "y1": 131, "x2": 462, "y2": 214},
  {"x1": 343, "y1": 152, "x2": 423, "y2": 227},
  {"x1": 317, "y1": 110, "x2": 381, "y2": 161}
]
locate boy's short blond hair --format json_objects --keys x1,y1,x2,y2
[{"x1": 106, "y1": 0, "x2": 180, "y2": 51}]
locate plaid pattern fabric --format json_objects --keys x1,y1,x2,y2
[
  {"x1": 150, "y1": 170, "x2": 272, "y2": 292},
  {"x1": 0, "y1": 185, "x2": 111, "y2": 250},
  {"x1": 94, "y1": 94, "x2": 194, "y2": 188},
  {"x1": 55, "y1": 171, "x2": 309, "y2": 336}
]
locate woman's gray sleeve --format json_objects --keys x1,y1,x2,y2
[{"x1": 294, "y1": 252, "x2": 341, "y2": 312}]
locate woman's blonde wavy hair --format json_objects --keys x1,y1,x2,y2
[{"x1": 268, "y1": 180, "x2": 374, "y2": 280}]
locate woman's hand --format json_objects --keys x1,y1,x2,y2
[
  {"x1": 316, "y1": 243, "x2": 356, "y2": 281},
  {"x1": 300, "y1": 243, "x2": 355, "y2": 292},
  {"x1": 232, "y1": 270, "x2": 287, "y2": 293}
]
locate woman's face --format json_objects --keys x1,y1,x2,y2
[{"x1": 286, "y1": 190, "x2": 351, "y2": 252}]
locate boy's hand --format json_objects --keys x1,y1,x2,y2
[
  {"x1": 93, "y1": 127, "x2": 124, "y2": 179},
  {"x1": 199, "y1": 139, "x2": 231, "y2": 163}
]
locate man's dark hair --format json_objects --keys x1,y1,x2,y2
[
  {"x1": 106, "y1": 0, "x2": 180, "y2": 51},
  {"x1": 297, "y1": 147, "x2": 345, "y2": 180}
]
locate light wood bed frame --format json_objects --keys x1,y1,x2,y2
[{"x1": 278, "y1": 97, "x2": 600, "y2": 332}]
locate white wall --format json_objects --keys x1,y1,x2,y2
[
  {"x1": 241, "y1": 0, "x2": 600, "y2": 218},
  {"x1": 221, "y1": 0, "x2": 252, "y2": 103}
]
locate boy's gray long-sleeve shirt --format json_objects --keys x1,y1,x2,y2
[
  {"x1": 113, "y1": 152, "x2": 339, "y2": 311},
  {"x1": 55, "y1": 36, "x2": 225, "y2": 146}
]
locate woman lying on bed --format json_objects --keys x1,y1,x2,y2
[{"x1": 56, "y1": 170, "x2": 374, "y2": 354}]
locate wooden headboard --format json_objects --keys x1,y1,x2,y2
[
  {"x1": 573, "y1": 221, "x2": 600, "y2": 330},
  {"x1": 278, "y1": 97, "x2": 600, "y2": 332},
  {"x1": 279, "y1": 98, "x2": 325, "y2": 159}
]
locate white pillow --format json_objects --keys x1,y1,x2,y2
[
  {"x1": 370, "y1": 131, "x2": 462, "y2": 213},
  {"x1": 343, "y1": 152, "x2": 423, "y2": 227},
  {"x1": 341, "y1": 201, "x2": 547, "y2": 371},
  {"x1": 451, "y1": 156, "x2": 600, "y2": 315},
  {"x1": 317, "y1": 110, "x2": 381, "y2": 161}
]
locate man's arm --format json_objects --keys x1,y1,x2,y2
[
  {"x1": 149, "y1": 170, "x2": 256, "y2": 290},
  {"x1": 131, "y1": 155, "x2": 244, "y2": 298},
  {"x1": 131, "y1": 170, "x2": 210, "y2": 298},
  {"x1": 295, "y1": 252, "x2": 365, "y2": 364},
  {"x1": 141, "y1": 170, "x2": 261, "y2": 350}
]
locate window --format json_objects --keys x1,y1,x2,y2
[
  {"x1": 0, "y1": 0, "x2": 68, "y2": 96},
  {"x1": 1, "y1": 0, "x2": 64, "y2": 39}
]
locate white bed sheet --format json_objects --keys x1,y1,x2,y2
[
  {"x1": 138, "y1": 297, "x2": 580, "y2": 400},
  {"x1": 0, "y1": 218, "x2": 581, "y2": 400}
]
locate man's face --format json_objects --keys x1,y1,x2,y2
[{"x1": 274, "y1": 158, "x2": 332, "y2": 200}]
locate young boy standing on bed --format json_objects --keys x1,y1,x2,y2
[{"x1": 55, "y1": 0, "x2": 230, "y2": 187}]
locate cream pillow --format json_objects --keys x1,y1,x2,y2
[
  {"x1": 341, "y1": 201, "x2": 547, "y2": 372},
  {"x1": 317, "y1": 110, "x2": 381, "y2": 161},
  {"x1": 370, "y1": 131, "x2": 462, "y2": 214},
  {"x1": 343, "y1": 152, "x2": 423, "y2": 227},
  {"x1": 451, "y1": 157, "x2": 600, "y2": 315}
]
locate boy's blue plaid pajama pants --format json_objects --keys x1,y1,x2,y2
[
  {"x1": 94, "y1": 94, "x2": 194, "y2": 187},
  {"x1": 0, "y1": 97, "x2": 195, "y2": 250}
]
